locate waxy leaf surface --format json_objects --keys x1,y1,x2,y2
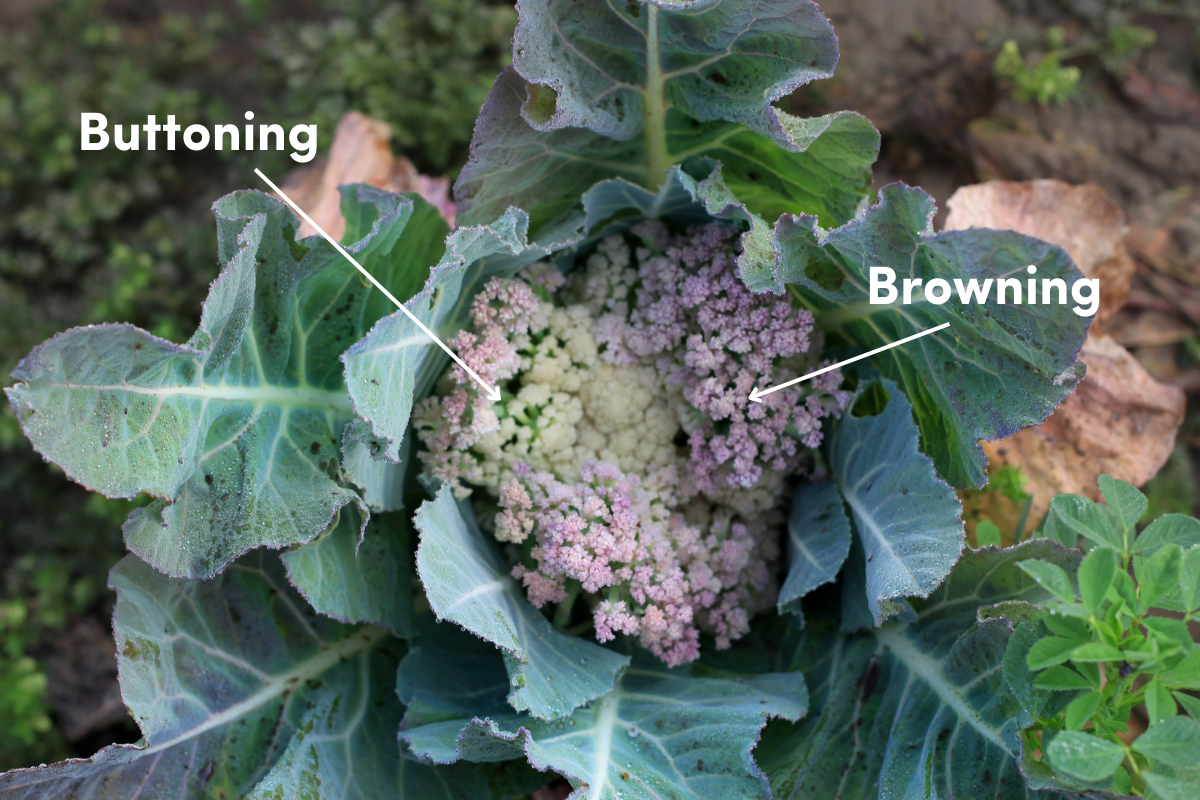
[
  {"x1": 281, "y1": 505, "x2": 416, "y2": 636},
  {"x1": 830, "y1": 380, "x2": 965, "y2": 624},
  {"x1": 0, "y1": 554, "x2": 389, "y2": 797},
  {"x1": 7, "y1": 187, "x2": 450, "y2": 578},
  {"x1": 341, "y1": 206, "x2": 568, "y2": 464},
  {"x1": 457, "y1": 0, "x2": 878, "y2": 234},
  {"x1": 776, "y1": 184, "x2": 1090, "y2": 488},
  {"x1": 458, "y1": 68, "x2": 877, "y2": 236},
  {"x1": 778, "y1": 480, "x2": 852, "y2": 619},
  {"x1": 0, "y1": 553, "x2": 541, "y2": 800}
]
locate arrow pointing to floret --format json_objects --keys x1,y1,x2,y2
[
  {"x1": 748, "y1": 322, "x2": 951, "y2": 403},
  {"x1": 255, "y1": 168, "x2": 502, "y2": 403}
]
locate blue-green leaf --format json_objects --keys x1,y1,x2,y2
[
  {"x1": 397, "y1": 616, "x2": 513, "y2": 728},
  {"x1": 413, "y1": 485, "x2": 629, "y2": 719},
  {"x1": 758, "y1": 539, "x2": 1083, "y2": 800},
  {"x1": 829, "y1": 380, "x2": 965, "y2": 624},
  {"x1": 403, "y1": 655, "x2": 807, "y2": 800},
  {"x1": 6, "y1": 188, "x2": 448, "y2": 578},
  {"x1": 776, "y1": 184, "x2": 1090, "y2": 488},
  {"x1": 281, "y1": 506, "x2": 415, "y2": 636},
  {"x1": 457, "y1": 1, "x2": 878, "y2": 231},
  {"x1": 777, "y1": 481, "x2": 851, "y2": 619},
  {"x1": 0, "y1": 553, "x2": 391, "y2": 797}
]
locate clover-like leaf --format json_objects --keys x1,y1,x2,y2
[
  {"x1": 1097, "y1": 474, "x2": 1147, "y2": 537},
  {"x1": 402, "y1": 654, "x2": 807, "y2": 800},
  {"x1": 6, "y1": 187, "x2": 450, "y2": 578},
  {"x1": 1046, "y1": 731, "x2": 1126, "y2": 783},
  {"x1": 413, "y1": 485, "x2": 629, "y2": 719},
  {"x1": 1160, "y1": 546, "x2": 1200, "y2": 615},
  {"x1": 1050, "y1": 494, "x2": 1124, "y2": 552},
  {"x1": 776, "y1": 184, "x2": 1090, "y2": 488},
  {"x1": 1134, "y1": 716, "x2": 1200, "y2": 767},
  {"x1": 1137, "y1": 515, "x2": 1200, "y2": 557},
  {"x1": 1143, "y1": 768, "x2": 1200, "y2": 800},
  {"x1": 1018, "y1": 559, "x2": 1076, "y2": 604},
  {"x1": 280, "y1": 505, "x2": 416, "y2": 636},
  {"x1": 758, "y1": 540, "x2": 1083, "y2": 800},
  {"x1": 1078, "y1": 546, "x2": 1117, "y2": 614},
  {"x1": 829, "y1": 379, "x2": 965, "y2": 624},
  {"x1": 778, "y1": 481, "x2": 852, "y2": 620}
]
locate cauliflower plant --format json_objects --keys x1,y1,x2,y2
[{"x1": 415, "y1": 220, "x2": 850, "y2": 665}]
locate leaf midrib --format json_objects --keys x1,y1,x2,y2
[
  {"x1": 139, "y1": 625, "x2": 387, "y2": 757},
  {"x1": 873, "y1": 626, "x2": 1011, "y2": 752},
  {"x1": 37, "y1": 380, "x2": 355, "y2": 416}
]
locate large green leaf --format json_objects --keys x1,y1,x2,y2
[
  {"x1": 830, "y1": 380, "x2": 965, "y2": 624},
  {"x1": 414, "y1": 485, "x2": 630, "y2": 720},
  {"x1": 458, "y1": 66, "x2": 877, "y2": 236},
  {"x1": 757, "y1": 540, "x2": 1083, "y2": 800},
  {"x1": 281, "y1": 504, "x2": 416, "y2": 636},
  {"x1": 512, "y1": 0, "x2": 837, "y2": 142},
  {"x1": 402, "y1": 654, "x2": 807, "y2": 800},
  {"x1": 6, "y1": 187, "x2": 449, "y2": 578},
  {"x1": 456, "y1": 0, "x2": 880, "y2": 232},
  {"x1": 776, "y1": 184, "x2": 1090, "y2": 488},
  {"x1": 0, "y1": 553, "x2": 541, "y2": 799},
  {"x1": 778, "y1": 481, "x2": 852, "y2": 620},
  {"x1": 0, "y1": 552, "x2": 524, "y2": 799}
]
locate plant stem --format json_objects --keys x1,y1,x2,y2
[
  {"x1": 1015, "y1": 495, "x2": 1033, "y2": 541},
  {"x1": 554, "y1": 582, "x2": 582, "y2": 629},
  {"x1": 643, "y1": 5, "x2": 670, "y2": 187}
]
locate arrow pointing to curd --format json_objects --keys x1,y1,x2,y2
[
  {"x1": 255, "y1": 168, "x2": 501, "y2": 403},
  {"x1": 749, "y1": 322, "x2": 951, "y2": 403}
]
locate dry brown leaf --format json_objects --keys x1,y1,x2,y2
[
  {"x1": 944, "y1": 179, "x2": 1134, "y2": 322},
  {"x1": 278, "y1": 111, "x2": 454, "y2": 240},
  {"x1": 973, "y1": 335, "x2": 1184, "y2": 531},
  {"x1": 1126, "y1": 186, "x2": 1200, "y2": 284},
  {"x1": 1104, "y1": 308, "x2": 1195, "y2": 348}
]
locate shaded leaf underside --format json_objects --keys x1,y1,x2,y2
[
  {"x1": 413, "y1": 486, "x2": 630, "y2": 720},
  {"x1": 403, "y1": 656, "x2": 808, "y2": 800}
]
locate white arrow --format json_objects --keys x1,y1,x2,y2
[
  {"x1": 749, "y1": 322, "x2": 950, "y2": 403},
  {"x1": 255, "y1": 168, "x2": 501, "y2": 403}
]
